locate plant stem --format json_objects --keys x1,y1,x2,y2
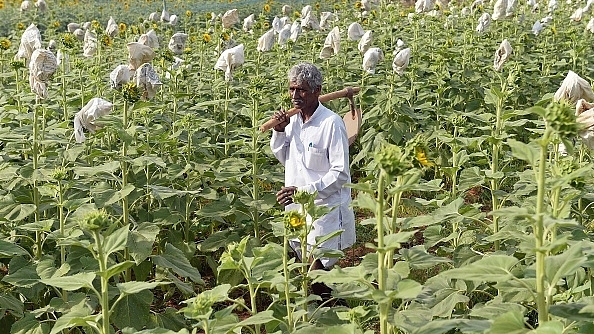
[
  {"x1": 535, "y1": 128, "x2": 552, "y2": 324},
  {"x1": 491, "y1": 90, "x2": 504, "y2": 251},
  {"x1": 58, "y1": 180, "x2": 67, "y2": 302},
  {"x1": 33, "y1": 100, "x2": 42, "y2": 260},
  {"x1": 93, "y1": 230, "x2": 111, "y2": 334},
  {"x1": 251, "y1": 97, "x2": 260, "y2": 241},
  {"x1": 283, "y1": 235, "x2": 294, "y2": 331},
  {"x1": 122, "y1": 100, "x2": 131, "y2": 281},
  {"x1": 376, "y1": 170, "x2": 388, "y2": 334}
]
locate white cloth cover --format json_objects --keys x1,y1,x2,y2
[
  {"x1": 74, "y1": 28, "x2": 85, "y2": 41},
  {"x1": 290, "y1": 21, "x2": 302, "y2": 42},
  {"x1": 67, "y1": 23, "x2": 80, "y2": 33},
  {"x1": 168, "y1": 32, "x2": 188, "y2": 55},
  {"x1": 278, "y1": 24, "x2": 292, "y2": 47},
  {"x1": 243, "y1": 14, "x2": 255, "y2": 32},
  {"x1": 222, "y1": 9, "x2": 239, "y2": 29},
  {"x1": 161, "y1": 9, "x2": 170, "y2": 22},
  {"x1": 476, "y1": 12, "x2": 491, "y2": 33},
  {"x1": 127, "y1": 42, "x2": 156, "y2": 70},
  {"x1": 169, "y1": 15, "x2": 179, "y2": 26},
  {"x1": 570, "y1": 7, "x2": 584, "y2": 21},
  {"x1": 282, "y1": 5, "x2": 292, "y2": 15},
  {"x1": 135, "y1": 63, "x2": 162, "y2": 100},
  {"x1": 74, "y1": 98, "x2": 114, "y2": 143},
  {"x1": 47, "y1": 40, "x2": 57, "y2": 52},
  {"x1": 57, "y1": 49, "x2": 70, "y2": 73},
  {"x1": 358, "y1": 30, "x2": 373, "y2": 53},
  {"x1": 20, "y1": 0, "x2": 31, "y2": 11},
  {"x1": 35, "y1": 0, "x2": 48, "y2": 12},
  {"x1": 587, "y1": 18, "x2": 594, "y2": 32},
  {"x1": 272, "y1": 16, "x2": 283, "y2": 33},
  {"x1": 392, "y1": 48, "x2": 411, "y2": 75},
  {"x1": 493, "y1": 39, "x2": 512, "y2": 71},
  {"x1": 492, "y1": 0, "x2": 508, "y2": 20},
  {"x1": 138, "y1": 29, "x2": 159, "y2": 49},
  {"x1": 532, "y1": 20, "x2": 543, "y2": 35},
  {"x1": 83, "y1": 30, "x2": 97, "y2": 58},
  {"x1": 214, "y1": 44, "x2": 244, "y2": 81},
  {"x1": 394, "y1": 39, "x2": 406, "y2": 54},
  {"x1": 554, "y1": 71, "x2": 594, "y2": 105},
  {"x1": 15, "y1": 24, "x2": 42, "y2": 64},
  {"x1": 105, "y1": 17, "x2": 118, "y2": 38},
  {"x1": 301, "y1": 5, "x2": 312, "y2": 19},
  {"x1": 149, "y1": 12, "x2": 159, "y2": 22},
  {"x1": 576, "y1": 99, "x2": 594, "y2": 149},
  {"x1": 257, "y1": 29, "x2": 275, "y2": 52},
  {"x1": 110, "y1": 64, "x2": 131, "y2": 90},
  {"x1": 363, "y1": 47, "x2": 384, "y2": 74},
  {"x1": 415, "y1": 0, "x2": 436, "y2": 13},
  {"x1": 29, "y1": 49, "x2": 57, "y2": 99},
  {"x1": 319, "y1": 27, "x2": 340, "y2": 59},
  {"x1": 348, "y1": 22, "x2": 365, "y2": 41},
  {"x1": 319, "y1": 12, "x2": 335, "y2": 30},
  {"x1": 301, "y1": 13, "x2": 320, "y2": 30}
]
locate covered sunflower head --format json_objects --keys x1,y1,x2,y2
[{"x1": 284, "y1": 210, "x2": 306, "y2": 230}]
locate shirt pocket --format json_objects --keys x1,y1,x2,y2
[{"x1": 304, "y1": 146, "x2": 329, "y2": 172}]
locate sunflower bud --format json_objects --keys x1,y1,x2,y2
[
  {"x1": 375, "y1": 144, "x2": 411, "y2": 177},
  {"x1": 79, "y1": 210, "x2": 111, "y2": 232},
  {"x1": 284, "y1": 210, "x2": 306, "y2": 230},
  {"x1": 52, "y1": 167, "x2": 67, "y2": 181},
  {"x1": 545, "y1": 101, "x2": 578, "y2": 136}
]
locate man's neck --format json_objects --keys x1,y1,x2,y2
[{"x1": 300, "y1": 102, "x2": 319, "y2": 122}]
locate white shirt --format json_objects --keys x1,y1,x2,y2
[{"x1": 270, "y1": 103, "x2": 356, "y2": 252}]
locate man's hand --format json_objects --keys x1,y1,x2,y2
[
  {"x1": 276, "y1": 186, "x2": 297, "y2": 206},
  {"x1": 273, "y1": 109, "x2": 290, "y2": 132}
]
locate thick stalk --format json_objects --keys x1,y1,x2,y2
[
  {"x1": 224, "y1": 82, "x2": 230, "y2": 156},
  {"x1": 491, "y1": 94, "x2": 504, "y2": 250},
  {"x1": 58, "y1": 181, "x2": 67, "y2": 302},
  {"x1": 388, "y1": 177, "x2": 403, "y2": 269},
  {"x1": 451, "y1": 126, "x2": 459, "y2": 198},
  {"x1": 122, "y1": 100, "x2": 131, "y2": 281},
  {"x1": 376, "y1": 170, "x2": 388, "y2": 334},
  {"x1": 251, "y1": 98, "x2": 260, "y2": 241},
  {"x1": 535, "y1": 129, "x2": 551, "y2": 324},
  {"x1": 93, "y1": 230, "x2": 110, "y2": 334},
  {"x1": 33, "y1": 101, "x2": 41, "y2": 259},
  {"x1": 283, "y1": 235, "x2": 294, "y2": 330},
  {"x1": 61, "y1": 52, "x2": 68, "y2": 121}
]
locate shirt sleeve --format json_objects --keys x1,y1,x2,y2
[
  {"x1": 298, "y1": 117, "x2": 350, "y2": 199},
  {"x1": 270, "y1": 129, "x2": 289, "y2": 166}
]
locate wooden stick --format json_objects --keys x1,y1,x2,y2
[{"x1": 259, "y1": 86, "x2": 360, "y2": 132}]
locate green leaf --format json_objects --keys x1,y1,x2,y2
[
  {"x1": 507, "y1": 139, "x2": 539, "y2": 166},
  {"x1": 0, "y1": 292, "x2": 23, "y2": 318},
  {"x1": 458, "y1": 167, "x2": 484, "y2": 193},
  {"x1": 103, "y1": 224, "x2": 130, "y2": 256},
  {"x1": 528, "y1": 321, "x2": 564, "y2": 334},
  {"x1": 99, "y1": 261, "x2": 135, "y2": 280},
  {"x1": 152, "y1": 243, "x2": 203, "y2": 284},
  {"x1": 128, "y1": 222, "x2": 160, "y2": 264},
  {"x1": 486, "y1": 310, "x2": 528, "y2": 334},
  {"x1": 354, "y1": 192, "x2": 376, "y2": 211},
  {"x1": 234, "y1": 310, "x2": 277, "y2": 327},
  {"x1": 40, "y1": 272, "x2": 95, "y2": 291},
  {"x1": 544, "y1": 242, "x2": 587, "y2": 289},
  {"x1": 470, "y1": 302, "x2": 526, "y2": 319},
  {"x1": 10, "y1": 312, "x2": 50, "y2": 334},
  {"x1": 2, "y1": 265, "x2": 40, "y2": 287},
  {"x1": 0, "y1": 239, "x2": 29, "y2": 258},
  {"x1": 413, "y1": 319, "x2": 491, "y2": 334},
  {"x1": 392, "y1": 279, "x2": 423, "y2": 299},
  {"x1": 439, "y1": 255, "x2": 519, "y2": 282},
  {"x1": 49, "y1": 300, "x2": 96, "y2": 334},
  {"x1": 117, "y1": 281, "x2": 167, "y2": 295},
  {"x1": 399, "y1": 245, "x2": 452, "y2": 270},
  {"x1": 73, "y1": 161, "x2": 120, "y2": 177},
  {"x1": 112, "y1": 290, "x2": 153, "y2": 330}
]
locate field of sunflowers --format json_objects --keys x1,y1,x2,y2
[{"x1": 3, "y1": 0, "x2": 594, "y2": 332}]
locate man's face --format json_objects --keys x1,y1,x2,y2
[{"x1": 289, "y1": 81, "x2": 320, "y2": 111}]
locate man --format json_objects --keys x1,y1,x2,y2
[{"x1": 270, "y1": 62, "x2": 356, "y2": 299}]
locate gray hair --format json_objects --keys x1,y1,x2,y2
[{"x1": 288, "y1": 63, "x2": 323, "y2": 92}]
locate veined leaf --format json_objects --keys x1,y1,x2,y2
[
  {"x1": 152, "y1": 243, "x2": 203, "y2": 284},
  {"x1": 439, "y1": 255, "x2": 519, "y2": 282},
  {"x1": 40, "y1": 272, "x2": 95, "y2": 291},
  {"x1": 507, "y1": 139, "x2": 539, "y2": 166}
]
